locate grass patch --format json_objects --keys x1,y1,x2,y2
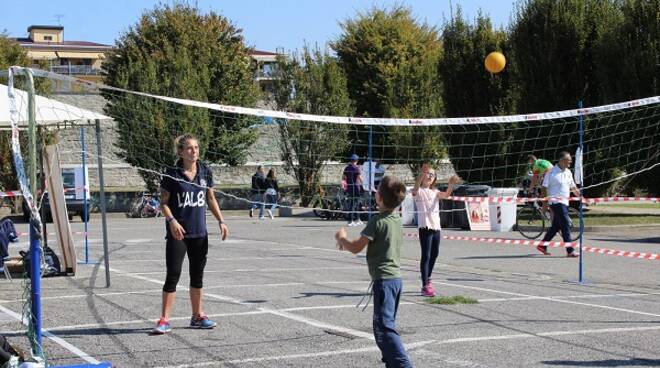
[
  {"x1": 582, "y1": 213, "x2": 660, "y2": 226},
  {"x1": 596, "y1": 203, "x2": 660, "y2": 209},
  {"x1": 424, "y1": 295, "x2": 478, "y2": 305}
]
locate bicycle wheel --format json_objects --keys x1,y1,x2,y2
[
  {"x1": 568, "y1": 207, "x2": 583, "y2": 242},
  {"x1": 309, "y1": 196, "x2": 324, "y2": 218},
  {"x1": 516, "y1": 205, "x2": 545, "y2": 239}
]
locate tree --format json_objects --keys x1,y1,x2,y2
[
  {"x1": 0, "y1": 35, "x2": 32, "y2": 192},
  {"x1": 509, "y1": 0, "x2": 633, "y2": 195},
  {"x1": 593, "y1": 0, "x2": 660, "y2": 195},
  {"x1": 271, "y1": 47, "x2": 353, "y2": 205},
  {"x1": 439, "y1": 10, "x2": 517, "y2": 185},
  {"x1": 102, "y1": 3, "x2": 260, "y2": 192},
  {"x1": 509, "y1": 0, "x2": 620, "y2": 112},
  {"x1": 332, "y1": 6, "x2": 445, "y2": 170}
]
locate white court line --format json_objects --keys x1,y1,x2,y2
[
  {"x1": 125, "y1": 266, "x2": 363, "y2": 275},
  {"x1": 0, "y1": 282, "x2": 376, "y2": 304},
  {"x1": 436, "y1": 281, "x2": 660, "y2": 318},
  {"x1": 1, "y1": 303, "x2": 403, "y2": 334},
  {"x1": 1, "y1": 310, "x2": 268, "y2": 335},
  {"x1": 0, "y1": 283, "x2": 308, "y2": 304},
  {"x1": 109, "y1": 267, "x2": 374, "y2": 341},
  {"x1": 0, "y1": 304, "x2": 100, "y2": 364},
  {"x1": 478, "y1": 292, "x2": 660, "y2": 302},
  {"x1": 109, "y1": 256, "x2": 305, "y2": 263},
  {"x1": 154, "y1": 325, "x2": 660, "y2": 368}
]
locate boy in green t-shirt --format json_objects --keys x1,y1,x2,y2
[{"x1": 335, "y1": 176, "x2": 412, "y2": 368}]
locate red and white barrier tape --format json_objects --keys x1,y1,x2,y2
[
  {"x1": 17, "y1": 231, "x2": 87, "y2": 237},
  {"x1": 445, "y1": 195, "x2": 659, "y2": 204},
  {"x1": 403, "y1": 233, "x2": 660, "y2": 261},
  {"x1": 0, "y1": 191, "x2": 22, "y2": 198}
]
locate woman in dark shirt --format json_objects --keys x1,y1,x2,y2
[
  {"x1": 153, "y1": 134, "x2": 229, "y2": 334},
  {"x1": 264, "y1": 169, "x2": 279, "y2": 219}
]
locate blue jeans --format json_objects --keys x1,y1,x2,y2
[
  {"x1": 418, "y1": 228, "x2": 440, "y2": 287},
  {"x1": 250, "y1": 192, "x2": 264, "y2": 217},
  {"x1": 372, "y1": 278, "x2": 412, "y2": 368},
  {"x1": 543, "y1": 203, "x2": 574, "y2": 254},
  {"x1": 264, "y1": 193, "x2": 278, "y2": 212}
]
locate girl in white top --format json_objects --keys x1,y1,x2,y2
[{"x1": 412, "y1": 164, "x2": 460, "y2": 297}]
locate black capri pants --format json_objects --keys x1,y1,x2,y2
[{"x1": 163, "y1": 236, "x2": 209, "y2": 293}]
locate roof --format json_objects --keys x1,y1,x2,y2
[
  {"x1": 251, "y1": 50, "x2": 279, "y2": 56},
  {"x1": 27, "y1": 25, "x2": 64, "y2": 32},
  {"x1": 14, "y1": 38, "x2": 112, "y2": 49}
]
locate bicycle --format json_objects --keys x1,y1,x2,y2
[
  {"x1": 516, "y1": 188, "x2": 581, "y2": 241},
  {"x1": 309, "y1": 186, "x2": 345, "y2": 220},
  {"x1": 128, "y1": 192, "x2": 162, "y2": 218}
]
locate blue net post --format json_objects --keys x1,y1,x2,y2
[
  {"x1": 578, "y1": 100, "x2": 585, "y2": 283},
  {"x1": 29, "y1": 219, "x2": 43, "y2": 356}
]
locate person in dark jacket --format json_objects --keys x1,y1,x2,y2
[
  {"x1": 249, "y1": 166, "x2": 267, "y2": 219},
  {"x1": 264, "y1": 169, "x2": 279, "y2": 219}
]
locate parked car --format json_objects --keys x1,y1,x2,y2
[{"x1": 22, "y1": 169, "x2": 91, "y2": 222}]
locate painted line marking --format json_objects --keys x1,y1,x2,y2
[
  {"x1": 109, "y1": 267, "x2": 374, "y2": 341},
  {"x1": 0, "y1": 305, "x2": 100, "y2": 364},
  {"x1": 436, "y1": 281, "x2": 660, "y2": 318},
  {"x1": 153, "y1": 325, "x2": 660, "y2": 368},
  {"x1": 125, "y1": 266, "x2": 363, "y2": 275}
]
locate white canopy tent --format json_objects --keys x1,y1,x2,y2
[
  {"x1": 0, "y1": 83, "x2": 109, "y2": 127},
  {"x1": 1, "y1": 82, "x2": 113, "y2": 286}
]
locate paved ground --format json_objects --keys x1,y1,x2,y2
[{"x1": 1, "y1": 213, "x2": 659, "y2": 367}]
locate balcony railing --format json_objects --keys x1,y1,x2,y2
[{"x1": 50, "y1": 65, "x2": 101, "y2": 76}]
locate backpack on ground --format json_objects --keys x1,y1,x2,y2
[{"x1": 20, "y1": 246, "x2": 63, "y2": 278}]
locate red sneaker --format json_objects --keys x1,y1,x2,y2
[{"x1": 536, "y1": 245, "x2": 550, "y2": 255}]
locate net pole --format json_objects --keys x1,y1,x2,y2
[
  {"x1": 81, "y1": 126, "x2": 89, "y2": 263},
  {"x1": 95, "y1": 119, "x2": 111, "y2": 287},
  {"x1": 368, "y1": 125, "x2": 373, "y2": 220},
  {"x1": 578, "y1": 100, "x2": 585, "y2": 283},
  {"x1": 26, "y1": 68, "x2": 43, "y2": 355}
]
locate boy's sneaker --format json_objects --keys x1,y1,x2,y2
[
  {"x1": 536, "y1": 245, "x2": 550, "y2": 255},
  {"x1": 566, "y1": 252, "x2": 579, "y2": 258},
  {"x1": 421, "y1": 285, "x2": 436, "y2": 297},
  {"x1": 190, "y1": 314, "x2": 217, "y2": 329},
  {"x1": 348, "y1": 221, "x2": 357, "y2": 227},
  {"x1": 267, "y1": 209, "x2": 274, "y2": 219},
  {"x1": 152, "y1": 317, "x2": 171, "y2": 334},
  {"x1": 259, "y1": 216, "x2": 266, "y2": 220},
  {"x1": 355, "y1": 220, "x2": 364, "y2": 226}
]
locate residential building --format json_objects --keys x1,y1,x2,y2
[
  {"x1": 15, "y1": 25, "x2": 112, "y2": 84},
  {"x1": 14, "y1": 25, "x2": 280, "y2": 93}
]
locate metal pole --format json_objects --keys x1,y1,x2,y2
[
  {"x1": 81, "y1": 126, "x2": 89, "y2": 263},
  {"x1": 39, "y1": 128, "x2": 47, "y2": 246},
  {"x1": 368, "y1": 126, "x2": 373, "y2": 220},
  {"x1": 25, "y1": 68, "x2": 43, "y2": 355},
  {"x1": 578, "y1": 100, "x2": 585, "y2": 283},
  {"x1": 95, "y1": 119, "x2": 111, "y2": 287}
]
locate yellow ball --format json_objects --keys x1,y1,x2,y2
[{"x1": 485, "y1": 51, "x2": 506, "y2": 74}]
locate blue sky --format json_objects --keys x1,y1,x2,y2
[{"x1": 7, "y1": 1, "x2": 515, "y2": 52}]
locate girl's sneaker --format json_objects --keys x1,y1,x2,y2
[
  {"x1": 421, "y1": 285, "x2": 436, "y2": 297},
  {"x1": 427, "y1": 279, "x2": 436, "y2": 295},
  {"x1": 190, "y1": 314, "x2": 217, "y2": 329},
  {"x1": 152, "y1": 317, "x2": 171, "y2": 334}
]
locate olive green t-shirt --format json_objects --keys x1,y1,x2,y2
[{"x1": 360, "y1": 211, "x2": 403, "y2": 280}]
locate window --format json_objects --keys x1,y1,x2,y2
[{"x1": 43, "y1": 35, "x2": 53, "y2": 41}]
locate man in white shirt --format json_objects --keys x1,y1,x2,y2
[{"x1": 538, "y1": 151, "x2": 581, "y2": 257}]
